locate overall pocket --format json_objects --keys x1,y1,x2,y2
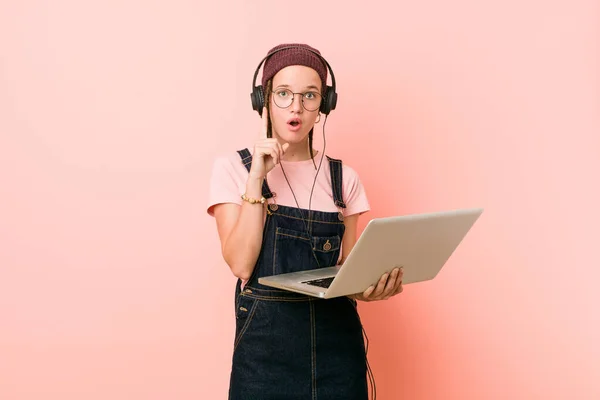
[
  {"x1": 273, "y1": 227, "x2": 342, "y2": 275},
  {"x1": 233, "y1": 294, "x2": 259, "y2": 351},
  {"x1": 312, "y1": 234, "x2": 342, "y2": 267}
]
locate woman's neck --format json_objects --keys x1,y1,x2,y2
[
  {"x1": 280, "y1": 141, "x2": 318, "y2": 162},
  {"x1": 283, "y1": 145, "x2": 318, "y2": 162}
]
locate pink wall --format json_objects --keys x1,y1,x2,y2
[{"x1": 1, "y1": 0, "x2": 598, "y2": 398}]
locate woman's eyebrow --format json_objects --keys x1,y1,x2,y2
[{"x1": 274, "y1": 84, "x2": 321, "y2": 91}]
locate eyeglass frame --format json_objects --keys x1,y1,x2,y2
[{"x1": 270, "y1": 88, "x2": 323, "y2": 112}]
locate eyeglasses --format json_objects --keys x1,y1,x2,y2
[{"x1": 271, "y1": 89, "x2": 322, "y2": 112}]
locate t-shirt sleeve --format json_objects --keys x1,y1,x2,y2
[
  {"x1": 206, "y1": 155, "x2": 246, "y2": 217},
  {"x1": 341, "y1": 164, "x2": 370, "y2": 217}
]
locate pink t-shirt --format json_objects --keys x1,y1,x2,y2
[{"x1": 207, "y1": 149, "x2": 370, "y2": 217}]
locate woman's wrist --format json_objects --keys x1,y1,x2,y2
[
  {"x1": 247, "y1": 172, "x2": 264, "y2": 182},
  {"x1": 245, "y1": 175, "x2": 264, "y2": 198}
]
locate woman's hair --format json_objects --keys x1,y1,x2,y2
[{"x1": 264, "y1": 79, "x2": 317, "y2": 166}]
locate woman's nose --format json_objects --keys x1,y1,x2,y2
[{"x1": 290, "y1": 94, "x2": 303, "y2": 112}]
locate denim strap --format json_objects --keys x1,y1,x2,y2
[
  {"x1": 237, "y1": 148, "x2": 275, "y2": 199},
  {"x1": 326, "y1": 155, "x2": 346, "y2": 209}
]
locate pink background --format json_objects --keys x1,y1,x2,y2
[{"x1": 1, "y1": 0, "x2": 598, "y2": 398}]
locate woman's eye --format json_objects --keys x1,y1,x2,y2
[
  {"x1": 277, "y1": 90, "x2": 289, "y2": 97},
  {"x1": 305, "y1": 92, "x2": 316, "y2": 99}
]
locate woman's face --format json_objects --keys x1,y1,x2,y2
[{"x1": 269, "y1": 65, "x2": 322, "y2": 145}]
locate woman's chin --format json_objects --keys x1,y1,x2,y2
[{"x1": 275, "y1": 129, "x2": 311, "y2": 144}]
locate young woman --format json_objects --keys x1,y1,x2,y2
[{"x1": 207, "y1": 43, "x2": 404, "y2": 400}]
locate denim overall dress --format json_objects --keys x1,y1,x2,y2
[{"x1": 228, "y1": 149, "x2": 369, "y2": 400}]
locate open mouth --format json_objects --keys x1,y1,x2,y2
[{"x1": 287, "y1": 118, "x2": 302, "y2": 129}]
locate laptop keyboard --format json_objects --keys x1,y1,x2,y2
[{"x1": 301, "y1": 277, "x2": 335, "y2": 289}]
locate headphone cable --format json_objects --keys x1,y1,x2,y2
[
  {"x1": 278, "y1": 117, "x2": 376, "y2": 400},
  {"x1": 278, "y1": 122, "x2": 326, "y2": 267}
]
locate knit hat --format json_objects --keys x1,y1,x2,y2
[{"x1": 261, "y1": 43, "x2": 328, "y2": 91}]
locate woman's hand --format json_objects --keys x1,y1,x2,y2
[
  {"x1": 348, "y1": 267, "x2": 404, "y2": 302},
  {"x1": 249, "y1": 107, "x2": 289, "y2": 180}
]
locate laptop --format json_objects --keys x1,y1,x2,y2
[{"x1": 258, "y1": 207, "x2": 483, "y2": 299}]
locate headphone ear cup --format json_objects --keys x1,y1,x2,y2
[
  {"x1": 320, "y1": 85, "x2": 337, "y2": 115},
  {"x1": 251, "y1": 86, "x2": 264, "y2": 115}
]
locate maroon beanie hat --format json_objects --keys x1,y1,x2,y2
[{"x1": 261, "y1": 43, "x2": 328, "y2": 91}]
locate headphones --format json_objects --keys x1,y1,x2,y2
[{"x1": 250, "y1": 46, "x2": 338, "y2": 116}]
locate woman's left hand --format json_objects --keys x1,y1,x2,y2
[{"x1": 349, "y1": 267, "x2": 404, "y2": 302}]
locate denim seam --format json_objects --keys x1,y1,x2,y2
[
  {"x1": 270, "y1": 213, "x2": 344, "y2": 225},
  {"x1": 240, "y1": 293, "x2": 312, "y2": 302},
  {"x1": 244, "y1": 285, "x2": 298, "y2": 293},
  {"x1": 272, "y1": 227, "x2": 278, "y2": 275},
  {"x1": 312, "y1": 246, "x2": 340, "y2": 253},
  {"x1": 310, "y1": 300, "x2": 317, "y2": 400},
  {"x1": 243, "y1": 286, "x2": 315, "y2": 298},
  {"x1": 277, "y1": 232, "x2": 311, "y2": 241}
]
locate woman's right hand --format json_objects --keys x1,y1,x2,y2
[{"x1": 249, "y1": 107, "x2": 289, "y2": 180}]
